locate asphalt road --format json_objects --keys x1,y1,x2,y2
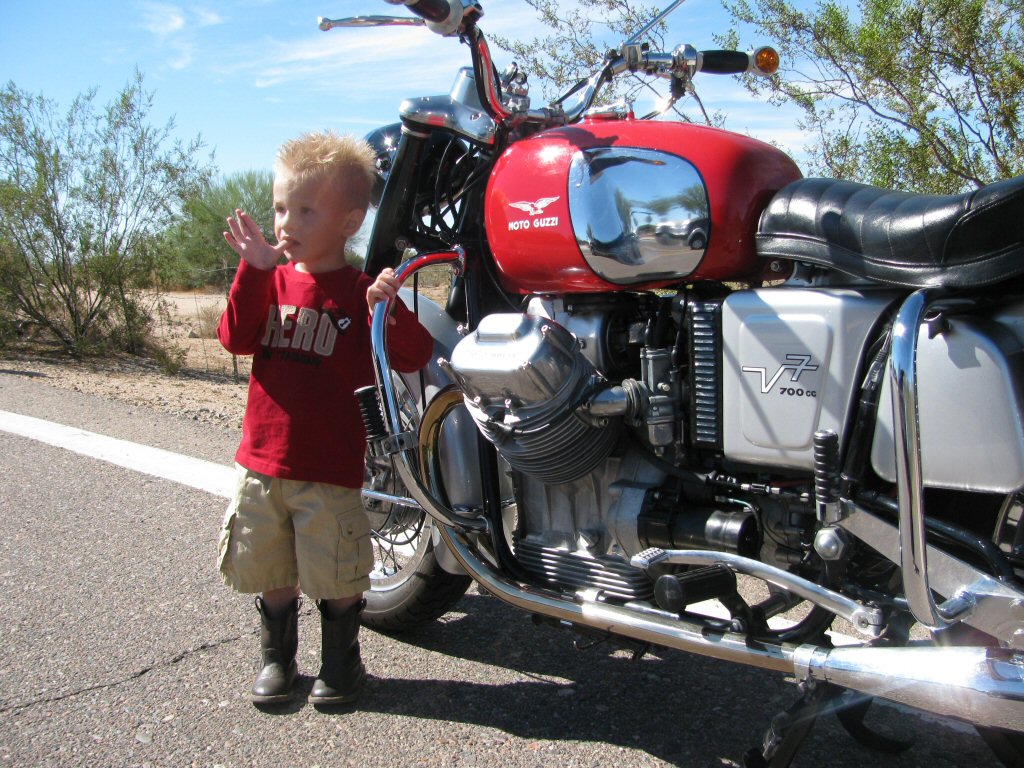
[{"x1": 0, "y1": 370, "x2": 1008, "y2": 767}]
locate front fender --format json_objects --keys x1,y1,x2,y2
[{"x1": 395, "y1": 288, "x2": 481, "y2": 574}]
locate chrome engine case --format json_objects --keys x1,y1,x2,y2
[{"x1": 441, "y1": 311, "x2": 620, "y2": 484}]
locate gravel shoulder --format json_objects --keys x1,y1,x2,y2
[
  {"x1": 0, "y1": 352, "x2": 249, "y2": 430},
  {"x1": 0, "y1": 281, "x2": 451, "y2": 431},
  {"x1": 0, "y1": 291, "x2": 250, "y2": 429}
]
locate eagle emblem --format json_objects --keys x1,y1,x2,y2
[{"x1": 509, "y1": 196, "x2": 560, "y2": 216}]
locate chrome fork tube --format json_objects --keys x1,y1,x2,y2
[
  {"x1": 369, "y1": 247, "x2": 487, "y2": 534},
  {"x1": 370, "y1": 246, "x2": 465, "y2": 434},
  {"x1": 889, "y1": 289, "x2": 971, "y2": 628}
]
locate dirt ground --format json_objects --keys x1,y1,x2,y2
[
  {"x1": 0, "y1": 291, "x2": 251, "y2": 429},
  {"x1": 1, "y1": 279, "x2": 451, "y2": 429}
]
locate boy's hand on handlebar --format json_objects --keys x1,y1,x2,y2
[
  {"x1": 367, "y1": 267, "x2": 401, "y2": 326},
  {"x1": 224, "y1": 209, "x2": 286, "y2": 271}
]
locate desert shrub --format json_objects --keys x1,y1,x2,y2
[{"x1": 0, "y1": 73, "x2": 213, "y2": 357}]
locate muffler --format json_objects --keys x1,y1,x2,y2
[
  {"x1": 434, "y1": 521, "x2": 1024, "y2": 732},
  {"x1": 796, "y1": 643, "x2": 1024, "y2": 733}
]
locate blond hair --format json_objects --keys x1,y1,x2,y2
[{"x1": 275, "y1": 130, "x2": 376, "y2": 212}]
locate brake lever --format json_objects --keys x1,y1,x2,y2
[{"x1": 318, "y1": 15, "x2": 426, "y2": 31}]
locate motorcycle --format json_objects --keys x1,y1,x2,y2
[{"x1": 321, "y1": 1, "x2": 1024, "y2": 764}]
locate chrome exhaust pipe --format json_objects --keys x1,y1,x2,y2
[
  {"x1": 434, "y1": 522, "x2": 1024, "y2": 732},
  {"x1": 797, "y1": 643, "x2": 1024, "y2": 732}
]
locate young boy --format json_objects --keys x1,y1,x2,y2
[{"x1": 216, "y1": 131, "x2": 433, "y2": 706}]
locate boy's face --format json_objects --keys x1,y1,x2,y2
[{"x1": 272, "y1": 171, "x2": 364, "y2": 273}]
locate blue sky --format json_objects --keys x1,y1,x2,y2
[{"x1": 1, "y1": 1, "x2": 806, "y2": 179}]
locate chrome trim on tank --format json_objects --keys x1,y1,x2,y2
[{"x1": 568, "y1": 147, "x2": 709, "y2": 284}]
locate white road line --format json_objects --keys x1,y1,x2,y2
[{"x1": 0, "y1": 410, "x2": 234, "y2": 498}]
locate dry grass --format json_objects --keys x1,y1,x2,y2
[
  {"x1": 193, "y1": 304, "x2": 223, "y2": 339},
  {"x1": 3, "y1": 265, "x2": 454, "y2": 386}
]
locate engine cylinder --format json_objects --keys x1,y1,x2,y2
[{"x1": 441, "y1": 313, "x2": 621, "y2": 483}]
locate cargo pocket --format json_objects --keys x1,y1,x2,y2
[
  {"x1": 336, "y1": 508, "x2": 373, "y2": 584},
  {"x1": 217, "y1": 506, "x2": 238, "y2": 575}
]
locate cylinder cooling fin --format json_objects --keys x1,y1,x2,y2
[
  {"x1": 688, "y1": 299, "x2": 723, "y2": 449},
  {"x1": 473, "y1": 404, "x2": 620, "y2": 485}
]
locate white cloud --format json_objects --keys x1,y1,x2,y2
[
  {"x1": 139, "y1": 2, "x2": 187, "y2": 38},
  {"x1": 193, "y1": 8, "x2": 225, "y2": 27},
  {"x1": 236, "y1": 26, "x2": 465, "y2": 91},
  {"x1": 167, "y1": 40, "x2": 196, "y2": 70},
  {"x1": 135, "y1": 1, "x2": 228, "y2": 71}
]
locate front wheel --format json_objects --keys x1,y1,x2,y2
[{"x1": 361, "y1": 447, "x2": 470, "y2": 633}]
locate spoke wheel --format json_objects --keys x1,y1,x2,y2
[{"x1": 360, "y1": 377, "x2": 470, "y2": 633}]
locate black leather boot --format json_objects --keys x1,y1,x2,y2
[
  {"x1": 308, "y1": 599, "x2": 366, "y2": 706},
  {"x1": 251, "y1": 596, "x2": 299, "y2": 704}
]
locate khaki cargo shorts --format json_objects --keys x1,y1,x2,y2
[{"x1": 218, "y1": 465, "x2": 373, "y2": 600}]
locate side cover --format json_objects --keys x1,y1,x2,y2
[
  {"x1": 720, "y1": 288, "x2": 897, "y2": 470},
  {"x1": 871, "y1": 310, "x2": 1024, "y2": 492}
]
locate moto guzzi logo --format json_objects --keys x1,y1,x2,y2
[
  {"x1": 507, "y1": 196, "x2": 560, "y2": 231},
  {"x1": 742, "y1": 354, "x2": 820, "y2": 397}
]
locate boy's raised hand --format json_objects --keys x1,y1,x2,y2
[
  {"x1": 366, "y1": 267, "x2": 401, "y2": 326},
  {"x1": 224, "y1": 209, "x2": 286, "y2": 271}
]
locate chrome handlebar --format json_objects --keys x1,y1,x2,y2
[{"x1": 320, "y1": 1, "x2": 776, "y2": 126}]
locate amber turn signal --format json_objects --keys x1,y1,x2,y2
[{"x1": 754, "y1": 46, "x2": 780, "y2": 75}]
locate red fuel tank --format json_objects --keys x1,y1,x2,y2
[{"x1": 484, "y1": 116, "x2": 802, "y2": 294}]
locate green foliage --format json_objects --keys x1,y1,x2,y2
[
  {"x1": 162, "y1": 170, "x2": 368, "y2": 289},
  {"x1": 0, "y1": 72, "x2": 214, "y2": 356},
  {"x1": 160, "y1": 170, "x2": 274, "y2": 290},
  {"x1": 722, "y1": 0, "x2": 1024, "y2": 191}
]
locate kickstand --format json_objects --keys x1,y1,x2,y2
[
  {"x1": 743, "y1": 680, "x2": 839, "y2": 768},
  {"x1": 833, "y1": 691, "x2": 914, "y2": 753}
]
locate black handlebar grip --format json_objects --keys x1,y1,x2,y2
[
  {"x1": 399, "y1": 0, "x2": 453, "y2": 24},
  {"x1": 699, "y1": 50, "x2": 751, "y2": 75}
]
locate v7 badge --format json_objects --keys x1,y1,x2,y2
[{"x1": 741, "y1": 354, "x2": 819, "y2": 394}]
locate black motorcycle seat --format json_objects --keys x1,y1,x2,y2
[{"x1": 756, "y1": 175, "x2": 1024, "y2": 288}]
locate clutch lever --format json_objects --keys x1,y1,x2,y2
[{"x1": 318, "y1": 15, "x2": 425, "y2": 31}]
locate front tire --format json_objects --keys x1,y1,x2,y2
[
  {"x1": 364, "y1": 508, "x2": 470, "y2": 633},
  {"x1": 360, "y1": 403, "x2": 470, "y2": 632}
]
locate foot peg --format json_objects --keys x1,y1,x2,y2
[{"x1": 655, "y1": 563, "x2": 736, "y2": 613}]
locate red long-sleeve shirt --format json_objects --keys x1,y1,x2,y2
[{"x1": 218, "y1": 260, "x2": 433, "y2": 487}]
